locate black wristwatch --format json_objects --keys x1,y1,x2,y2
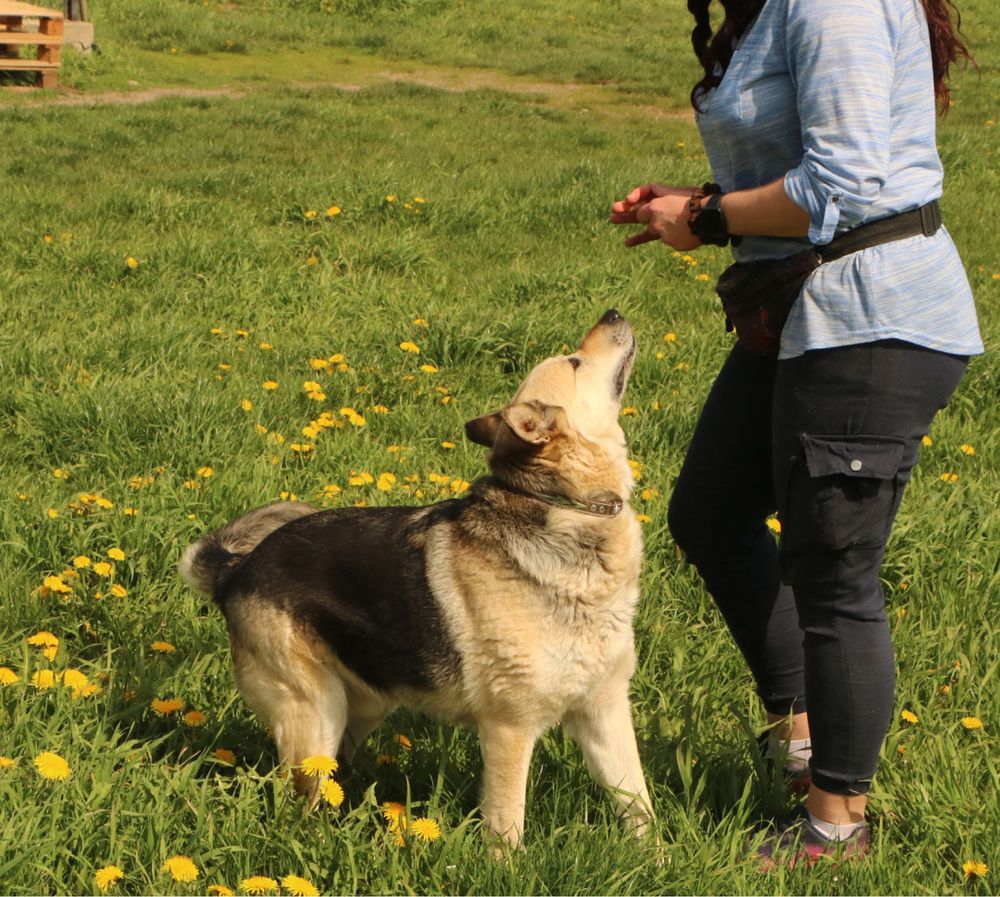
[{"x1": 688, "y1": 192, "x2": 731, "y2": 247}]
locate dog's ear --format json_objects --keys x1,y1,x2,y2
[
  {"x1": 465, "y1": 411, "x2": 503, "y2": 447},
  {"x1": 500, "y1": 401, "x2": 564, "y2": 445}
]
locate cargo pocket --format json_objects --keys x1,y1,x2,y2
[{"x1": 781, "y1": 434, "x2": 906, "y2": 560}]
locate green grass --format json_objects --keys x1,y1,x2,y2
[{"x1": 0, "y1": 1, "x2": 997, "y2": 894}]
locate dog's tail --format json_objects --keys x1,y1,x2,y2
[{"x1": 179, "y1": 501, "x2": 317, "y2": 600}]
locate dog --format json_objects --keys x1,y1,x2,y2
[{"x1": 179, "y1": 308, "x2": 651, "y2": 847}]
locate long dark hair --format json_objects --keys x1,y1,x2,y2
[{"x1": 688, "y1": 0, "x2": 975, "y2": 113}]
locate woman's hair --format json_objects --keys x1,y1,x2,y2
[{"x1": 688, "y1": 0, "x2": 974, "y2": 113}]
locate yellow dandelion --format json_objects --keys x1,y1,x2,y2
[
  {"x1": 263, "y1": 380, "x2": 279, "y2": 391},
  {"x1": 377, "y1": 472, "x2": 397, "y2": 492},
  {"x1": 240, "y1": 399, "x2": 254, "y2": 412},
  {"x1": 636, "y1": 513, "x2": 652, "y2": 524},
  {"x1": 410, "y1": 818, "x2": 442, "y2": 842},
  {"x1": 766, "y1": 517, "x2": 782, "y2": 534},
  {"x1": 92, "y1": 561, "x2": 114, "y2": 577},
  {"x1": 901, "y1": 709, "x2": 919, "y2": 724},
  {"x1": 240, "y1": 875, "x2": 278, "y2": 895},
  {"x1": 300, "y1": 754, "x2": 338, "y2": 777},
  {"x1": 348, "y1": 471, "x2": 374, "y2": 487},
  {"x1": 398, "y1": 341, "x2": 420, "y2": 354},
  {"x1": 108, "y1": 547, "x2": 127, "y2": 562},
  {"x1": 213, "y1": 748, "x2": 237, "y2": 765},
  {"x1": 306, "y1": 254, "x2": 319, "y2": 266},
  {"x1": 326, "y1": 205, "x2": 341, "y2": 217},
  {"x1": 303, "y1": 209, "x2": 318, "y2": 219},
  {"x1": 207, "y1": 886, "x2": 236, "y2": 897},
  {"x1": 94, "y1": 865, "x2": 124, "y2": 891},
  {"x1": 183, "y1": 711, "x2": 207, "y2": 727},
  {"x1": 110, "y1": 584, "x2": 128, "y2": 598},
  {"x1": 281, "y1": 876, "x2": 319, "y2": 897},
  {"x1": 151, "y1": 641, "x2": 176, "y2": 654},
  {"x1": 197, "y1": 466, "x2": 215, "y2": 478},
  {"x1": 34, "y1": 751, "x2": 71, "y2": 781},
  {"x1": 162, "y1": 855, "x2": 199, "y2": 883},
  {"x1": 0, "y1": 756, "x2": 17, "y2": 768},
  {"x1": 73, "y1": 555, "x2": 92, "y2": 569},
  {"x1": 150, "y1": 697, "x2": 185, "y2": 716},
  {"x1": 960, "y1": 444, "x2": 976, "y2": 456},
  {"x1": 126, "y1": 256, "x2": 139, "y2": 270},
  {"x1": 963, "y1": 860, "x2": 988, "y2": 879},
  {"x1": 922, "y1": 435, "x2": 933, "y2": 446},
  {"x1": 395, "y1": 734, "x2": 412, "y2": 750},
  {"x1": 42, "y1": 575, "x2": 72, "y2": 594},
  {"x1": 620, "y1": 406, "x2": 638, "y2": 416},
  {"x1": 382, "y1": 801, "x2": 407, "y2": 829},
  {"x1": 123, "y1": 507, "x2": 138, "y2": 517},
  {"x1": 62, "y1": 669, "x2": 89, "y2": 692},
  {"x1": 695, "y1": 272, "x2": 711, "y2": 281},
  {"x1": 0, "y1": 667, "x2": 20, "y2": 685},
  {"x1": 940, "y1": 472, "x2": 959, "y2": 484},
  {"x1": 319, "y1": 778, "x2": 344, "y2": 807},
  {"x1": 31, "y1": 669, "x2": 60, "y2": 689},
  {"x1": 420, "y1": 363, "x2": 438, "y2": 373},
  {"x1": 961, "y1": 716, "x2": 984, "y2": 730},
  {"x1": 28, "y1": 630, "x2": 59, "y2": 649},
  {"x1": 259, "y1": 341, "x2": 273, "y2": 350}
]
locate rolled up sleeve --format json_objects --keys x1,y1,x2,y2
[{"x1": 782, "y1": 0, "x2": 900, "y2": 244}]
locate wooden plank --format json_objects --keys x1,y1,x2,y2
[
  {"x1": 0, "y1": 31, "x2": 63, "y2": 44},
  {"x1": 38, "y1": 66, "x2": 56, "y2": 87},
  {"x1": 0, "y1": 2, "x2": 64, "y2": 18},
  {"x1": 0, "y1": 56, "x2": 57, "y2": 69}
]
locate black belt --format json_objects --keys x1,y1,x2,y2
[{"x1": 817, "y1": 201, "x2": 942, "y2": 263}]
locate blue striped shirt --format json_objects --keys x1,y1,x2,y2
[{"x1": 694, "y1": 0, "x2": 983, "y2": 359}]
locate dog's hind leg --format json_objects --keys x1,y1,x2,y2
[{"x1": 230, "y1": 614, "x2": 349, "y2": 807}]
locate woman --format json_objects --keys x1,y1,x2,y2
[{"x1": 610, "y1": 0, "x2": 982, "y2": 864}]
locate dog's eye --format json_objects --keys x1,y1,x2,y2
[{"x1": 567, "y1": 357, "x2": 581, "y2": 370}]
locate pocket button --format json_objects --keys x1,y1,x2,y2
[{"x1": 850, "y1": 459, "x2": 863, "y2": 471}]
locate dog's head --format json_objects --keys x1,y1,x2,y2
[{"x1": 465, "y1": 309, "x2": 637, "y2": 502}]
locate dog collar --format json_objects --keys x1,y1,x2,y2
[{"x1": 487, "y1": 479, "x2": 624, "y2": 518}]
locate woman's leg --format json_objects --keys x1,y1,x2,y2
[
  {"x1": 772, "y1": 340, "x2": 967, "y2": 821},
  {"x1": 668, "y1": 342, "x2": 806, "y2": 720}
]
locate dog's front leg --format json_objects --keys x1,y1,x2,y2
[
  {"x1": 562, "y1": 655, "x2": 652, "y2": 837},
  {"x1": 478, "y1": 717, "x2": 537, "y2": 850}
]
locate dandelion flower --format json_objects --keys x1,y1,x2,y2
[
  {"x1": 0, "y1": 667, "x2": 19, "y2": 685},
  {"x1": 126, "y1": 257, "x2": 139, "y2": 270},
  {"x1": 263, "y1": 380, "x2": 279, "y2": 391},
  {"x1": 382, "y1": 801, "x2": 407, "y2": 829},
  {"x1": 62, "y1": 669, "x2": 89, "y2": 692},
  {"x1": 183, "y1": 710, "x2": 207, "y2": 727},
  {"x1": 960, "y1": 443, "x2": 976, "y2": 456},
  {"x1": 901, "y1": 709, "x2": 919, "y2": 724},
  {"x1": 241, "y1": 399, "x2": 254, "y2": 412},
  {"x1": 73, "y1": 555, "x2": 92, "y2": 569},
  {"x1": 304, "y1": 209, "x2": 318, "y2": 219},
  {"x1": 299, "y1": 755, "x2": 338, "y2": 778},
  {"x1": 636, "y1": 513, "x2": 652, "y2": 524},
  {"x1": 92, "y1": 561, "x2": 113, "y2": 577},
  {"x1": 410, "y1": 818, "x2": 442, "y2": 842},
  {"x1": 240, "y1": 875, "x2": 278, "y2": 894},
  {"x1": 0, "y1": 756, "x2": 17, "y2": 768},
  {"x1": 94, "y1": 865, "x2": 124, "y2": 890},
  {"x1": 326, "y1": 205, "x2": 341, "y2": 217},
  {"x1": 207, "y1": 886, "x2": 236, "y2": 897},
  {"x1": 27, "y1": 630, "x2": 59, "y2": 648},
  {"x1": 110, "y1": 584, "x2": 128, "y2": 598},
  {"x1": 162, "y1": 855, "x2": 199, "y2": 883},
  {"x1": 963, "y1": 860, "x2": 988, "y2": 879},
  {"x1": 281, "y1": 874, "x2": 319, "y2": 896},
  {"x1": 319, "y1": 778, "x2": 344, "y2": 807},
  {"x1": 107, "y1": 547, "x2": 127, "y2": 561},
  {"x1": 150, "y1": 697, "x2": 185, "y2": 716},
  {"x1": 399, "y1": 341, "x2": 420, "y2": 354},
  {"x1": 620, "y1": 406, "x2": 638, "y2": 416},
  {"x1": 213, "y1": 748, "x2": 237, "y2": 765},
  {"x1": 31, "y1": 670, "x2": 60, "y2": 689},
  {"x1": 420, "y1": 363, "x2": 438, "y2": 373},
  {"x1": 377, "y1": 472, "x2": 397, "y2": 492},
  {"x1": 766, "y1": 517, "x2": 782, "y2": 534},
  {"x1": 151, "y1": 640, "x2": 176, "y2": 654},
  {"x1": 43, "y1": 574, "x2": 72, "y2": 594},
  {"x1": 922, "y1": 435, "x2": 933, "y2": 446},
  {"x1": 34, "y1": 751, "x2": 71, "y2": 780},
  {"x1": 961, "y1": 716, "x2": 984, "y2": 730}
]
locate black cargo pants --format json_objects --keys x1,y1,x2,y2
[{"x1": 667, "y1": 339, "x2": 967, "y2": 795}]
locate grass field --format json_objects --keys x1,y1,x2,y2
[{"x1": 1, "y1": 0, "x2": 997, "y2": 894}]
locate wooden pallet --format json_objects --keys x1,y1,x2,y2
[{"x1": 0, "y1": 1, "x2": 63, "y2": 88}]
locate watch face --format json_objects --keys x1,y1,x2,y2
[{"x1": 691, "y1": 206, "x2": 728, "y2": 245}]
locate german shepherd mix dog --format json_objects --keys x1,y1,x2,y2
[{"x1": 180, "y1": 309, "x2": 651, "y2": 847}]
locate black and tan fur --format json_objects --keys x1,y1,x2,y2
[{"x1": 180, "y1": 309, "x2": 652, "y2": 846}]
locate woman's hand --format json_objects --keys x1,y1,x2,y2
[{"x1": 610, "y1": 183, "x2": 703, "y2": 251}]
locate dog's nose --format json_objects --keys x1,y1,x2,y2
[{"x1": 600, "y1": 309, "x2": 623, "y2": 325}]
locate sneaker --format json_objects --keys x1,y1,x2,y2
[{"x1": 756, "y1": 805, "x2": 871, "y2": 870}]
